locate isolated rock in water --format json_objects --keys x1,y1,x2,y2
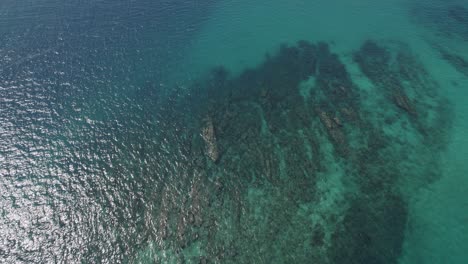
[{"x1": 201, "y1": 116, "x2": 219, "y2": 162}]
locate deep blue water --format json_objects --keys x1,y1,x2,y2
[
  {"x1": 0, "y1": 1, "x2": 217, "y2": 262},
  {"x1": 1, "y1": 0, "x2": 468, "y2": 263}
]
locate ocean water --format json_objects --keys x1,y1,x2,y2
[{"x1": 0, "y1": 0, "x2": 467, "y2": 263}]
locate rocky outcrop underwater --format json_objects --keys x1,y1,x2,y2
[{"x1": 135, "y1": 40, "x2": 452, "y2": 263}]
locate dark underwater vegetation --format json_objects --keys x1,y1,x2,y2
[{"x1": 128, "y1": 39, "x2": 452, "y2": 263}]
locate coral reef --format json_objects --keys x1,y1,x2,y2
[{"x1": 134, "y1": 40, "x2": 452, "y2": 263}]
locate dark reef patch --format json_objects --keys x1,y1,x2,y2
[
  {"x1": 411, "y1": 3, "x2": 468, "y2": 40},
  {"x1": 448, "y1": 5, "x2": 468, "y2": 24},
  {"x1": 430, "y1": 42, "x2": 468, "y2": 77},
  {"x1": 330, "y1": 194, "x2": 408, "y2": 264},
  {"x1": 135, "y1": 40, "x2": 452, "y2": 263}
]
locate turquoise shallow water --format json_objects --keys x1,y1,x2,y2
[{"x1": 1, "y1": 0, "x2": 468, "y2": 263}]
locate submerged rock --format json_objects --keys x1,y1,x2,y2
[
  {"x1": 317, "y1": 108, "x2": 347, "y2": 152},
  {"x1": 201, "y1": 116, "x2": 219, "y2": 162},
  {"x1": 393, "y1": 90, "x2": 417, "y2": 115}
]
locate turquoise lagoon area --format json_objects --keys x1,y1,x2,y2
[{"x1": 0, "y1": 0, "x2": 468, "y2": 263}]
